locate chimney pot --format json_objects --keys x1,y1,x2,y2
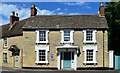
[
  {"x1": 11, "y1": 12, "x2": 15, "y2": 16},
  {"x1": 31, "y1": 4, "x2": 35, "y2": 8},
  {"x1": 100, "y1": 2, "x2": 104, "y2": 7},
  {"x1": 16, "y1": 13, "x2": 18, "y2": 17}
]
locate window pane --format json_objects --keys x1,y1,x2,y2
[
  {"x1": 72, "y1": 52, "x2": 74, "y2": 60},
  {"x1": 64, "y1": 30, "x2": 70, "y2": 41},
  {"x1": 39, "y1": 50, "x2": 46, "y2": 61},
  {"x1": 86, "y1": 31, "x2": 93, "y2": 41},
  {"x1": 4, "y1": 38, "x2": 7, "y2": 46},
  {"x1": 64, "y1": 31, "x2": 70, "y2": 36},
  {"x1": 3, "y1": 53, "x2": 7, "y2": 63},
  {"x1": 39, "y1": 31, "x2": 46, "y2": 41},
  {"x1": 64, "y1": 37, "x2": 70, "y2": 41},
  {"x1": 86, "y1": 50, "x2": 93, "y2": 61}
]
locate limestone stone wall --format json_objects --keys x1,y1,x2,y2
[
  {"x1": 1, "y1": 30, "x2": 109, "y2": 69},
  {"x1": 0, "y1": 39, "x2": 3, "y2": 68},
  {"x1": 2, "y1": 36, "x2": 24, "y2": 68},
  {"x1": 22, "y1": 30, "x2": 109, "y2": 68}
]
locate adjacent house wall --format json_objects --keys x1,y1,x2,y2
[
  {"x1": 0, "y1": 39, "x2": 3, "y2": 68},
  {"x1": 2, "y1": 36, "x2": 24, "y2": 68}
]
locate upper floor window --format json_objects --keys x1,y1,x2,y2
[
  {"x1": 3, "y1": 38, "x2": 8, "y2": 47},
  {"x1": 64, "y1": 30, "x2": 70, "y2": 41},
  {"x1": 86, "y1": 31, "x2": 93, "y2": 41},
  {"x1": 60, "y1": 30, "x2": 74, "y2": 43},
  {"x1": 36, "y1": 30, "x2": 49, "y2": 43},
  {"x1": 83, "y1": 30, "x2": 96, "y2": 43},
  {"x1": 39, "y1": 31, "x2": 46, "y2": 41}
]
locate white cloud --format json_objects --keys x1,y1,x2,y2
[
  {"x1": 85, "y1": 6, "x2": 91, "y2": 9},
  {"x1": 56, "y1": 8, "x2": 61, "y2": 11},
  {"x1": 0, "y1": 19, "x2": 9, "y2": 25},
  {"x1": 37, "y1": 7, "x2": 55, "y2": 15},
  {"x1": 82, "y1": 6, "x2": 91, "y2": 9},
  {"x1": 65, "y1": 2, "x2": 85, "y2": 6},
  {"x1": 0, "y1": 3, "x2": 55, "y2": 25},
  {"x1": 0, "y1": 3, "x2": 19, "y2": 19},
  {"x1": 58, "y1": 12, "x2": 64, "y2": 15},
  {"x1": 0, "y1": 0, "x2": 112, "y2": 2},
  {"x1": 64, "y1": 2, "x2": 91, "y2": 9}
]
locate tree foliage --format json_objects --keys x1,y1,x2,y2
[{"x1": 105, "y1": 2, "x2": 120, "y2": 55}]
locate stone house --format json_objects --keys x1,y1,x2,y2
[{"x1": 0, "y1": 3, "x2": 114, "y2": 70}]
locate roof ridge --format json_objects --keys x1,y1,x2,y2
[{"x1": 35, "y1": 14, "x2": 98, "y2": 16}]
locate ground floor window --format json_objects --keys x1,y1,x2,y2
[
  {"x1": 35, "y1": 45, "x2": 49, "y2": 64},
  {"x1": 3, "y1": 53, "x2": 7, "y2": 63},
  {"x1": 39, "y1": 50, "x2": 46, "y2": 61},
  {"x1": 83, "y1": 45, "x2": 97, "y2": 64},
  {"x1": 86, "y1": 50, "x2": 93, "y2": 61}
]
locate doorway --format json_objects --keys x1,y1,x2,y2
[
  {"x1": 61, "y1": 51, "x2": 74, "y2": 69},
  {"x1": 14, "y1": 55, "x2": 19, "y2": 68}
]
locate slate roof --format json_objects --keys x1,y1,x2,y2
[
  {"x1": 0, "y1": 19, "x2": 28, "y2": 38},
  {"x1": 23, "y1": 15, "x2": 108, "y2": 29},
  {"x1": 0, "y1": 15, "x2": 108, "y2": 38}
]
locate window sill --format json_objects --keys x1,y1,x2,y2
[
  {"x1": 61, "y1": 41, "x2": 74, "y2": 44},
  {"x1": 83, "y1": 41, "x2": 96, "y2": 44},
  {"x1": 35, "y1": 61, "x2": 48, "y2": 64},
  {"x1": 36, "y1": 41, "x2": 49, "y2": 44},
  {"x1": 3, "y1": 46, "x2": 8, "y2": 48},
  {"x1": 83, "y1": 61, "x2": 97, "y2": 64}
]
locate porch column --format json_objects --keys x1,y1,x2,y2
[
  {"x1": 57, "y1": 50, "x2": 60, "y2": 70},
  {"x1": 74, "y1": 49, "x2": 77, "y2": 70}
]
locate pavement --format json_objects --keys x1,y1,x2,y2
[
  {"x1": 1, "y1": 70, "x2": 120, "y2": 73},
  {"x1": 1, "y1": 67, "x2": 120, "y2": 73}
]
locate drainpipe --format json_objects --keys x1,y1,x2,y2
[
  {"x1": 103, "y1": 30, "x2": 105, "y2": 67},
  {"x1": 21, "y1": 49, "x2": 23, "y2": 68}
]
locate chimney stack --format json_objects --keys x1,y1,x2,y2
[
  {"x1": 31, "y1": 4, "x2": 37, "y2": 16},
  {"x1": 10, "y1": 12, "x2": 19, "y2": 26},
  {"x1": 98, "y1": 2, "x2": 105, "y2": 17}
]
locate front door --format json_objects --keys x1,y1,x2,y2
[
  {"x1": 61, "y1": 51, "x2": 74, "y2": 69},
  {"x1": 14, "y1": 55, "x2": 19, "y2": 68}
]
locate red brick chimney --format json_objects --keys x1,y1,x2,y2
[
  {"x1": 10, "y1": 12, "x2": 19, "y2": 26},
  {"x1": 98, "y1": 2, "x2": 105, "y2": 17},
  {"x1": 31, "y1": 4, "x2": 37, "y2": 16}
]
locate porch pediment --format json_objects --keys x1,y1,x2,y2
[
  {"x1": 8, "y1": 45, "x2": 20, "y2": 56},
  {"x1": 56, "y1": 44, "x2": 78, "y2": 49}
]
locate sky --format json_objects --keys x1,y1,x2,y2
[{"x1": 0, "y1": 2, "x2": 106, "y2": 25}]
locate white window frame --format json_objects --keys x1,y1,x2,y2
[
  {"x1": 3, "y1": 53, "x2": 7, "y2": 63},
  {"x1": 3, "y1": 37, "x2": 8, "y2": 47},
  {"x1": 83, "y1": 45, "x2": 97, "y2": 64},
  {"x1": 36, "y1": 30, "x2": 49, "y2": 44},
  {"x1": 35, "y1": 45, "x2": 49, "y2": 64},
  {"x1": 83, "y1": 29, "x2": 96, "y2": 43},
  {"x1": 60, "y1": 29, "x2": 74, "y2": 43}
]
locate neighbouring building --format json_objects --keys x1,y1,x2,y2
[{"x1": 0, "y1": 3, "x2": 114, "y2": 70}]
